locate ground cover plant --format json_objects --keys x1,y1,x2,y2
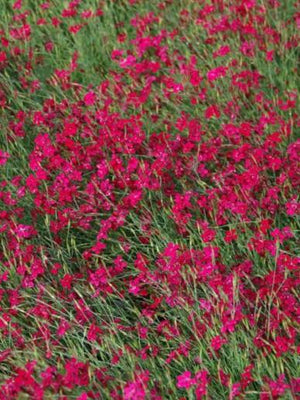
[{"x1": 0, "y1": 0, "x2": 299, "y2": 398}]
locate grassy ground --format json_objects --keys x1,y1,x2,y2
[{"x1": 0, "y1": 0, "x2": 299, "y2": 399}]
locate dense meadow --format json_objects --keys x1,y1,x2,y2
[{"x1": 0, "y1": 0, "x2": 300, "y2": 398}]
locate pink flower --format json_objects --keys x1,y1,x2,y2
[
  {"x1": 77, "y1": 393, "x2": 88, "y2": 400},
  {"x1": 60, "y1": 274, "x2": 73, "y2": 289},
  {"x1": 224, "y1": 229, "x2": 237, "y2": 243},
  {"x1": 14, "y1": 224, "x2": 36, "y2": 239},
  {"x1": 229, "y1": 383, "x2": 241, "y2": 399},
  {"x1": 124, "y1": 382, "x2": 146, "y2": 400},
  {"x1": 213, "y1": 45, "x2": 231, "y2": 58},
  {"x1": 195, "y1": 370, "x2": 209, "y2": 399},
  {"x1": 69, "y1": 24, "x2": 84, "y2": 34},
  {"x1": 63, "y1": 358, "x2": 90, "y2": 388},
  {"x1": 124, "y1": 371, "x2": 149, "y2": 400},
  {"x1": 177, "y1": 371, "x2": 196, "y2": 389},
  {"x1": 13, "y1": 0, "x2": 22, "y2": 9},
  {"x1": 207, "y1": 66, "x2": 227, "y2": 82},
  {"x1": 87, "y1": 323, "x2": 102, "y2": 341},
  {"x1": 84, "y1": 91, "x2": 96, "y2": 106},
  {"x1": 57, "y1": 319, "x2": 71, "y2": 336},
  {"x1": 0, "y1": 51, "x2": 7, "y2": 63},
  {"x1": 202, "y1": 228, "x2": 216, "y2": 243},
  {"x1": 211, "y1": 335, "x2": 227, "y2": 351},
  {"x1": 266, "y1": 50, "x2": 274, "y2": 61},
  {"x1": 0, "y1": 150, "x2": 9, "y2": 166},
  {"x1": 205, "y1": 105, "x2": 220, "y2": 119},
  {"x1": 268, "y1": 374, "x2": 289, "y2": 397},
  {"x1": 286, "y1": 198, "x2": 299, "y2": 216},
  {"x1": 119, "y1": 55, "x2": 136, "y2": 68}
]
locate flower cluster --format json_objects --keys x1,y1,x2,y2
[{"x1": 0, "y1": 0, "x2": 299, "y2": 398}]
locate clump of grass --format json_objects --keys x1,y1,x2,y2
[{"x1": 0, "y1": 0, "x2": 299, "y2": 399}]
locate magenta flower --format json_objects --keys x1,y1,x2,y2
[{"x1": 177, "y1": 371, "x2": 196, "y2": 389}]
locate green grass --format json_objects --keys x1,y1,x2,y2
[{"x1": 0, "y1": 0, "x2": 300, "y2": 398}]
